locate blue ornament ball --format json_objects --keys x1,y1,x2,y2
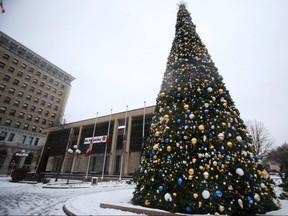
[
  {"x1": 177, "y1": 119, "x2": 181, "y2": 123},
  {"x1": 215, "y1": 190, "x2": 222, "y2": 197},
  {"x1": 177, "y1": 178, "x2": 183, "y2": 185},
  {"x1": 165, "y1": 138, "x2": 169, "y2": 144},
  {"x1": 158, "y1": 186, "x2": 163, "y2": 192},
  {"x1": 186, "y1": 110, "x2": 191, "y2": 115},
  {"x1": 247, "y1": 196, "x2": 253, "y2": 203},
  {"x1": 167, "y1": 155, "x2": 172, "y2": 160},
  {"x1": 186, "y1": 206, "x2": 192, "y2": 213}
]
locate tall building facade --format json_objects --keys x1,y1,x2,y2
[
  {"x1": 0, "y1": 31, "x2": 75, "y2": 174},
  {"x1": 42, "y1": 106, "x2": 155, "y2": 177}
]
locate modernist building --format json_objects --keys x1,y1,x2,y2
[
  {"x1": 42, "y1": 106, "x2": 155, "y2": 177},
  {"x1": 0, "y1": 31, "x2": 75, "y2": 174}
]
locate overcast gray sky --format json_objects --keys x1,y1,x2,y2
[{"x1": 1, "y1": 0, "x2": 288, "y2": 146}]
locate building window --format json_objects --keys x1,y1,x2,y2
[
  {"x1": 14, "y1": 99, "x2": 20, "y2": 106},
  {"x1": 22, "y1": 103, "x2": 28, "y2": 109},
  {"x1": 31, "y1": 125, "x2": 37, "y2": 132},
  {"x1": 41, "y1": 100, "x2": 45, "y2": 106},
  {"x1": 8, "y1": 133, "x2": 15, "y2": 142},
  {"x1": 44, "y1": 93, "x2": 48, "y2": 98},
  {"x1": 17, "y1": 71, "x2": 23, "y2": 77},
  {"x1": 0, "y1": 61, "x2": 5, "y2": 70},
  {"x1": 15, "y1": 121, "x2": 21, "y2": 128},
  {"x1": 0, "y1": 83, "x2": 6, "y2": 90},
  {"x1": 53, "y1": 88, "x2": 57, "y2": 93},
  {"x1": 17, "y1": 91, "x2": 24, "y2": 97},
  {"x1": 36, "y1": 71, "x2": 41, "y2": 76},
  {"x1": 54, "y1": 105, "x2": 58, "y2": 111},
  {"x1": 43, "y1": 74, "x2": 47, "y2": 80},
  {"x1": 49, "y1": 121, "x2": 53, "y2": 127},
  {"x1": 52, "y1": 113, "x2": 56, "y2": 119},
  {"x1": 44, "y1": 111, "x2": 49, "y2": 116},
  {"x1": 8, "y1": 87, "x2": 15, "y2": 94},
  {"x1": 21, "y1": 83, "x2": 28, "y2": 89},
  {"x1": 58, "y1": 91, "x2": 63, "y2": 96},
  {"x1": 4, "y1": 119, "x2": 12, "y2": 126},
  {"x1": 34, "y1": 138, "x2": 39, "y2": 146},
  {"x1": 23, "y1": 123, "x2": 29, "y2": 130},
  {"x1": 34, "y1": 97, "x2": 39, "y2": 104},
  {"x1": 8, "y1": 67, "x2": 15, "y2": 73},
  {"x1": 40, "y1": 82, "x2": 45, "y2": 87},
  {"x1": 47, "y1": 103, "x2": 52, "y2": 108},
  {"x1": 4, "y1": 96, "x2": 11, "y2": 104},
  {"x1": 13, "y1": 59, "x2": 19, "y2": 65},
  {"x1": 0, "y1": 132, "x2": 7, "y2": 141},
  {"x1": 50, "y1": 95, "x2": 54, "y2": 101},
  {"x1": 13, "y1": 79, "x2": 19, "y2": 85},
  {"x1": 30, "y1": 86, "x2": 35, "y2": 92},
  {"x1": 0, "y1": 106, "x2": 6, "y2": 113},
  {"x1": 46, "y1": 85, "x2": 51, "y2": 90},
  {"x1": 61, "y1": 84, "x2": 65, "y2": 89},
  {"x1": 41, "y1": 119, "x2": 47, "y2": 125},
  {"x1": 49, "y1": 78, "x2": 53, "y2": 83},
  {"x1": 37, "y1": 89, "x2": 42, "y2": 95},
  {"x1": 3, "y1": 75, "x2": 10, "y2": 82},
  {"x1": 26, "y1": 94, "x2": 32, "y2": 100},
  {"x1": 55, "y1": 81, "x2": 59, "y2": 86},
  {"x1": 22, "y1": 135, "x2": 27, "y2": 144},
  {"x1": 21, "y1": 63, "x2": 27, "y2": 69},
  {"x1": 56, "y1": 98, "x2": 61, "y2": 103},
  {"x1": 30, "y1": 106, "x2": 36, "y2": 112},
  {"x1": 3, "y1": 53, "x2": 10, "y2": 60},
  {"x1": 28, "y1": 67, "x2": 34, "y2": 73},
  {"x1": 38, "y1": 108, "x2": 43, "y2": 114},
  {"x1": 35, "y1": 117, "x2": 40, "y2": 123},
  {"x1": 33, "y1": 79, "x2": 38, "y2": 84},
  {"x1": 27, "y1": 114, "x2": 33, "y2": 121},
  {"x1": 9, "y1": 109, "x2": 16, "y2": 116},
  {"x1": 19, "y1": 112, "x2": 25, "y2": 118},
  {"x1": 25, "y1": 75, "x2": 31, "y2": 81}
]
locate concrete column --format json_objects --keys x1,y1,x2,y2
[
  {"x1": 108, "y1": 119, "x2": 118, "y2": 175},
  {"x1": 123, "y1": 116, "x2": 132, "y2": 176},
  {"x1": 61, "y1": 128, "x2": 74, "y2": 173}
]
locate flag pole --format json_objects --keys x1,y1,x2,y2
[
  {"x1": 101, "y1": 109, "x2": 112, "y2": 180},
  {"x1": 85, "y1": 112, "x2": 98, "y2": 178},
  {"x1": 119, "y1": 105, "x2": 128, "y2": 181},
  {"x1": 140, "y1": 101, "x2": 146, "y2": 161}
]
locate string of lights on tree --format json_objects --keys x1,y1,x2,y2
[{"x1": 133, "y1": 3, "x2": 279, "y2": 215}]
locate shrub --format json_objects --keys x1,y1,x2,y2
[{"x1": 11, "y1": 168, "x2": 30, "y2": 182}]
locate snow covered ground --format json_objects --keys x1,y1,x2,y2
[{"x1": 0, "y1": 175, "x2": 287, "y2": 215}]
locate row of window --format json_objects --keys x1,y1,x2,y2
[
  {"x1": 1, "y1": 94, "x2": 59, "y2": 111},
  {"x1": 1, "y1": 55, "x2": 65, "y2": 90},
  {"x1": 1, "y1": 105, "x2": 57, "y2": 120},
  {"x1": 1, "y1": 118, "x2": 47, "y2": 132},
  {"x1": 0, "y1": 131, "x2": 39, "y2": 146},
  {"x1": 1, "y1": 76, "x2": 63, "y2": 100}
]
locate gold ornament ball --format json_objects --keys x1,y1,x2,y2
[
  {"x1": 184, "y1": 104, "x2": 189, "y2": 110},
  {"x1": 227, "y1": 141, "x2": 233, "y2": 147},
  {"x1": 199, "y1": 125, "x2": 205, "y2": 131},
  {"x1": 145, "y1": 200, "x2": 150, "y2": 206},
  {"x1": 167, "y1": 146, "x2": 172, "y2": 152},
  {"x1": 193, "y1": 193, "x2": 198, "y2": 198},
  {"x1": 188, "y1": 168, "x2": 194, "y2": 175},
  {"x1": 219, "y1": 205, "x2": 225, "y2": 212},
  {"x1": 188, "y1": 175, "x2": 193, "y2": 180},
  {"x1": 191, "y1": 138, "x2": 197, "y2": 144},
  {"x1": 177, "y1": 87, "x2": 181, "y2": 91}
]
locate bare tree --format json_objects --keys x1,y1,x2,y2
[
  {"x1": 266, "y1": 142, "x2": 288, "y2": 172},
  {"x1": 246, "y1": 120, "x2": 273, "y2": 158}
]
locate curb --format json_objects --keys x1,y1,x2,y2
[
  {"x1": 63, "y1": 204, "x2": 75, "y2": 216},
  {"x1": 100, "y1": 203, "x2": 185, "y2": 216}
]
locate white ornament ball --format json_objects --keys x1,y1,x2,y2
[
  {"x1": 189, "y1": 114, "x2": 195, "y2": 119},
  {"x1": 202, "y1": 190, "x2": 210, "y2": 199},
  {"x1": 236, "y1": 168, "x2": 244, "y2": 176},
  {"x1": 254, "y1": 193, "x2": 260, "y2": 201},
  {"x1": 236, "y1": 136, "x2": 242, "y2": 143},
  {"x1": 217, "y1": 133, "x2": 225, "y2": 141},
  {"x1": 164, "y1": 193, "x2": 172, "y2": 202},
  {"x1": 203, "y1": 171, "x2": 209, "y2": 179},
  {"x1": 207, "y1": 87, "x2": 213, "y2": 93}
]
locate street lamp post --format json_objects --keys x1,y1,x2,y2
[
  {"x1": 66, "y1": 145, "x2": 81, "y2": 184},
  {"x1": 15, "y1": 150, "x2": 29, "y2": 168}
]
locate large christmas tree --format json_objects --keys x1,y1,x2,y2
[{"x1": 133, "y1": 3, "x2": 279, "y2": 215}]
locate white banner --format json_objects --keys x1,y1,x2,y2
[{"x1": 84, "y1": 135, "x2": 107, "y2": 144}]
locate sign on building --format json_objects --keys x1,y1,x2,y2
[{"x1": 84, "y1": 135, "x2": 107, "y2": 144}]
